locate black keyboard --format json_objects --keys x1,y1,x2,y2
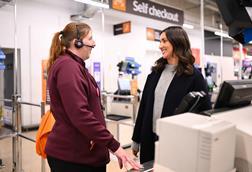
[{"x1": 106, "y1": 114, "x2": 131, "y2": 121}]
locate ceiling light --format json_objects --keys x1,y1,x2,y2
[
  {"x1": 74, "y1": 0, "x2": 109, "y2": 9},
  {"x1": 183, "y1": 23, "x2": 194, "y2": 29},
  {"x1": 214, "y1": 31, "x2": 232, "y2": 39}
]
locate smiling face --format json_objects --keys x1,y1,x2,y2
[
  {"x1": 159, "y1": 32, "x2": 173, "y2": 59},
  {"x1": 152, "y1": 26, "x2": 195, "y2": 75},
  {"x1": 159, "y1": 32, "x2": 178, "y2": 65}
]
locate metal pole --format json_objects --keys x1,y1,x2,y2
[
  {"x1": 12, "y1": 95, "x2": 22, "y2": 172},
  {"x1": 19, "y1": 101, "x2": 41, "y2": 107},
  {"x1": 40, "y1": 102, "x2": 46, "y2": 172},
  {"x1": 12, "y1": 99, "x2": 16, "y2": 172},
  {"x1": 13, "y1": 0, "x2": 18, "y2": 96},
  {"x1": 101, "y1": 92, "x2": 107, "y2": 116},
  {"x1": 220, "y1": 24, "x2": 223, "y2": 83},
  {"x1": 200, "y1": 0, "x2": 205, "y2": 77},
  {"x1": 101, "y1": 8, "x2": 105, "y2": 91},
  {"x1": 239, "y1": 43, "x2": 244, "y2": 80},
  {"x1": 12, "y1": 0, "x2": 23, "y2": 171}
]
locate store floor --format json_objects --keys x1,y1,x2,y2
[{"x1": 0, "y1": 130, "x2": 136, "y2": 172}]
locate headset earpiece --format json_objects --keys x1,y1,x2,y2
[
  {"x1": 74, "y1": 39, "x2": 84, "y2": 49},
  {"x1": 74, "y1": 25, "x2": 84, "y2": 49}
]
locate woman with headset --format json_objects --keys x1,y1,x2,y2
[{"x1": 45, "y1": 22, "x2": 141, "y2": 172}]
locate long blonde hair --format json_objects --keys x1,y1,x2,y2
[{"x1": 47, "y1": 22, "x2": 91, "y2": 72}]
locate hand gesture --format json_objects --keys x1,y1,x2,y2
[{"x1": 114, "y1": 147, "x2": 142, "y2": 170}]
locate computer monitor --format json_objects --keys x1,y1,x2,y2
[
  {"x1": 214, "y1": 79, "x2": 252, "y2": 109},
  {"x1": 118, "y1": 78, "x2": 131, "y2": 92},
  {"x1": 216, "y1": 0, "x2": 252, "y2": 44}
]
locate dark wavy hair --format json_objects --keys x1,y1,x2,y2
[{"x1": 152, "y1": 26, "x2": 195, "y2": 76}]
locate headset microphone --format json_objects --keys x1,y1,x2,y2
[
  {"x1": 84, "y1": 44, "x2": 95, "y2": 48},
  {"x1": 74, "y1": 25, "x2": 95, "y2": 49}
]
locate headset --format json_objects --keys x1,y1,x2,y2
[{"x1": 74, "y1": 24, "x2": 95, "y2": 49}]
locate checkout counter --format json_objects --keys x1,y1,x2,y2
[
  {"x1": 102, "y1": 92, "x2": 139, "y2": 147},
  {"x1": 128, "y1": 78, "x2": 252, "y2": 172},
  {"x1": 151, "y1": 105, "x2": 252, "y2": 172}
]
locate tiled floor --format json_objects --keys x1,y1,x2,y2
[{"x1": 0, "y1": 128, "x2": 136, "y2": 172}]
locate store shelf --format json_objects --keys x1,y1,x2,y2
[{"x1": 0, "y1": 126, "x2": 16, "y2": 140}]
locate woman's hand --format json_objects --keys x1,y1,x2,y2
[{"x1": 114, "y1": 147, "x2": 142, "y2": 170}]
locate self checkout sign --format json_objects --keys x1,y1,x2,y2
[
  {"x1": 110, "y1": 0, "x2": 184, "y2": 25},
  {"x1": 0, "y1": 49, "x2": 6, "y2": 70},
  {"x1": 113, "y1": 21, "x2": 131, "y2": 36}
]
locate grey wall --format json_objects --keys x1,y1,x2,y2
[{"x1": 204, "y1": 30, "x2": 233, "y2": 57}]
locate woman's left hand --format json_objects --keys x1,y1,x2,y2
[{"x1": 114, "y1": 147, "x2": 142, "y2": 170}]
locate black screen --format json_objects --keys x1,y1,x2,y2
[
  {"x1": 216, "y1": 0, "x2": 252, "y2": 44},
  {"x1": 214, "y1": 80, "x2": 252, "y2": 109}
]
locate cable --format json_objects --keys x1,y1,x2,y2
[{"x1": 188, "y1": 94, "x2": 201, "y2": 112}]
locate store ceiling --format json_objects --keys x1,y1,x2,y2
[
  {"x1": 151, "y1": 0, "x2": 228, "y2": 31},
  {"x1": 0, "y1": 0, "x2": 13, "y2": 8},
  {"x1": 0, "y1": 0, "x2": 227, "y2": 32}
]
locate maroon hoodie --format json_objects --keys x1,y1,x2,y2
[{"x1": 45, "y1": 50, "x2": 120, "y2": 166}]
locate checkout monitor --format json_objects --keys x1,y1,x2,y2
[
  {"x1": 214, "y1": 79, "x2": 252, "y2": 109},
  {"x1": 118, "y1": 78, "x2": 131, "y2": 95}
]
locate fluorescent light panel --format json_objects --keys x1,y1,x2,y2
[
  {"x1": 183, "y1": 23, "x2": 194, "y2": 29},
  {"x1": 214, "y1": 31, "x2": 232, "y2": 39},
  {"x1": 74, "y1": 0, "x2": 109, "y2": 9}
]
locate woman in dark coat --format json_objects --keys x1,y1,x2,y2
[{"x1": 131, "y1": 26, "x2": 211, "y2": 164}]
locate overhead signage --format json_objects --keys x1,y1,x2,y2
[
  {"x1": 110, "y1": 0, "x2": 184, "y2": 25},
  {"x1": 113, "y1": 21, "x2": 131, "y2": 35},
  {"x1": 93, "y1": 62, "x2": 101, "y2": 88},
  {"x1": 146, "y1": 27, "x2": 161, "y2": 42}
]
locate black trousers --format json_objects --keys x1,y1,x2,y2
[{"x1": 47, "y1": 156, "x2": 106, "y2": 172}]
